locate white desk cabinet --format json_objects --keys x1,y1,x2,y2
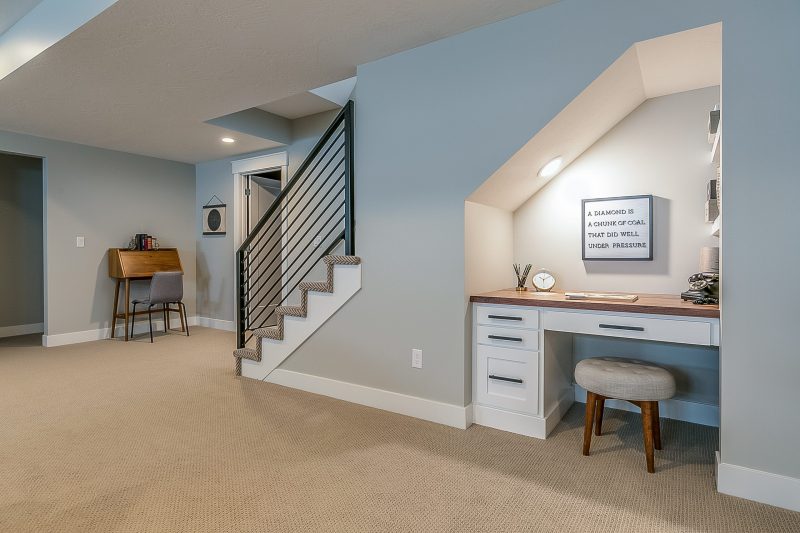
[{"x1": 471, "y1": 291, "x2": 721, "y2": 438}]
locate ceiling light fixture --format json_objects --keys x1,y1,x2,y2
[
  {"x1": 538, "y1": 157, "x2": 563, "y2": 178},
  {"x1": 221, "y1": 137, "x2": 235, "y2": 143}
]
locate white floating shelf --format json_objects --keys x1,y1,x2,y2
[
  {"x1": 711, "y1": 130, "x2": 721, "y2": 165},
  {"x1": 711, "y1": 215, "x2": 720, "y2": 237}
]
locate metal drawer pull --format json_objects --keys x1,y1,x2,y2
[
  {"x1": 489, "y1": 374, "x2": 523, "y2": 384},
  {"x1": 598, "y1": 324, "x2": 645, "y2": 332},
  {"x1": 487, "y1": 314, "x2": 523, "y2": 321},
  {"x1": 488, "y1": 334, "x2": 523, "y2": 342}
]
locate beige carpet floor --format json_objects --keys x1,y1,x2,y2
[{"x1": 0, "y1": 327, "x2": 798, "y2": 532}]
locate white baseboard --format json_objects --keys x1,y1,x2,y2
[
  {"x1": 473, "y1": 390, "x2": 573, "y2": 439},
  {"x1": 0, "y1": 322, "x2": 44, "y2": 338},
  {"x1": 195, "y1": 317, "x2": 236, "y2": 331},
  {"x1": 43, "y1": 316, "x2": 199, "y2": 347},
  {"x1": 574, "y1": 385, "x2": 719, "y2": 427},
  {"x1": 265, "y1": 368, "x2": 471, "y2": 429},
  {"x1": 716, "y1": 452, "x2": 800, "y2": 512}
]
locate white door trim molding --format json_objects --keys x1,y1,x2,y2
[
  {"x1": 231, "y1": 152, "x2": 288, "y2": 176},
  {"x1": 265, "y1": 368, "x2": 472, "y2": 430},
  {"x1": 716, "y1": 452, "x2": 800, "y2": 512}
]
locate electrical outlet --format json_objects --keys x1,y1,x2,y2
[
  {"x1": 313, "y1": 235, "x2": 322, "y2": 247},
  {"x1": 76, "y1": 236, "x2": 85, "y2": 248},
  {"x1": 411, "y1": 348, "x2": 423, "y2": 369}
]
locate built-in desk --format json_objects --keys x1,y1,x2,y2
[{"x1": 470, "y1": 290, "x2": 719, "y2": 438}]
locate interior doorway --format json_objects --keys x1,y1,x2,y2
[
  {"x1": 0, "y1": 151, "x2": 44, "y2": 344},
  {"x1": 241, "y1": 167, "x2": 286, "y2": 329}
]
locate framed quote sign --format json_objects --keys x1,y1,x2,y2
[{"x1": 582, "y1": 195, "x2": 653, "y2": 261}]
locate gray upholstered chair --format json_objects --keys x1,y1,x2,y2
[
  {"x1": 130, "y1": 271, "x2": 189, "y2": 342},
  {"x1": 575, "y1": 357, "x2": 676, "y2": 473}
]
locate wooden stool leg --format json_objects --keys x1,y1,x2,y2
[
  {"x1": 641, "y1": 401, "x2": 655, "y2": 473},
  {"x1": 583, "y1": 392, "x2": 597, "y2": 456},
  {"x1": 594, "y1": 396, "x2": 605, "y2": 436},
  {"x1": 652, "y1": 401, "x2": 662, "y2": 450}
]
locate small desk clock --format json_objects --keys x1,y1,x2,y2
[{"x1": 532, "y1": 269, "x2": 556, "y2": 292}]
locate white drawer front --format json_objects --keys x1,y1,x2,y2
[
  {"x1": 477, "y1": 325, "x2": 539, "y2": 351},
  {"x1": 477, "y1": 305, "x2": 539, "y2": 330},
  {"x1": 543, "y1": 311, "x2": 712, "y2": 346},
  {"x1": 477, "y1": 345, "x2": 539, "y2": 414}
]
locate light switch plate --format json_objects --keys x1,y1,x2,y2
[
  {"x1": 412, "y1": 348, "x2": 423, "y2": 369},
  {"x1": 76, "y1": 236, "x2": 85, "y2": 248}
]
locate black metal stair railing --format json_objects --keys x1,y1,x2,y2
[{"x1": 236, "y1": 101, "x2": 354, "y2": 348}]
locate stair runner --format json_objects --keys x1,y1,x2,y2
[{"x1": 233, "y1": 255, "x2": 361, "y2": 376}]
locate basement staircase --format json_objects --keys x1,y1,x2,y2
[{"x1": 233, "y1": 102, "x2": 359, "y2": 379}]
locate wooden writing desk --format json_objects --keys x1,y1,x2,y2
[{"x1": 108, "y1": 248, "x2": 183, "y2": 341}]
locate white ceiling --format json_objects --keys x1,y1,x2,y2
[
  {"x1": 469, "y1": 23, "x2": 722, "y2": 211},
  {"x1": 0, "y1": 0, "x2": 42, "y2": 35},
  {"x1": 0, "y1": 0, "x2": 559, "y2": 163},
  {"x1": 257, "y1": 92, "x2": 341, "y2": 121}
]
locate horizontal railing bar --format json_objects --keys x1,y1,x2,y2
[
  {"x1": 246, "y1": 204, "x2": 345, "y2": 318},
  {"x1": 248, "y1": 223, "x2": 346, "y2": 326},
  {"x1": 243, "y1": 173, "x2": 345, "y2": 287},
  {"x1": 243, "y1": 160, "x2": 345, "y2": 263},
  {"x1": 243, "y1": 139, "x2": 345, "y2": 254},
  {"x1": 247, "y1": 213, "x2": 345, "y2": 323},
  {"x1": 238, "y1": 111, "x2": 348, "y2": 252}
]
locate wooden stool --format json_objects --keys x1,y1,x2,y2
[{"x1": 575, "y1": 357, "x2": 676, "y2": 473}]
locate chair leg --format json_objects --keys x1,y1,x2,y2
[
  {"x1": 583, "y1": 391, "x2": 597, "y2": 456},
  {"x1": 652, "y1": 401, "x2": 662, "y2": 450},
  {"x1": 163, "y1": 304, "x2": 169, "y2": 332},
  {"x1": 641, "y1": 401, "x2": 656, "y2": 473},
  {"x1": 148, "y1": 305, "x2": 154, "y2": 343},
  {"x1": 594, "y1": 396, "x2": 605, "y2": 436},
  {"x1": 180, "y1": 302, "x2": 189, "y2": 336},
  {"x1": 130, "y1": 303, "x2": 137, "y2": 339}
]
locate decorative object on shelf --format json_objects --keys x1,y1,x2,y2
[
  {"x1": 705, "y1": 180, "x2": 719, "y2": 223},
  {"x1": 582, "y1": 195, "x2": 653, "y2": 261},
  {"x1": 707, "y1": 105, "x2": 720, "y2": 144},
  {"x1": 203, "y1": 195, "x2": 226, "y2": 236},
  {"x1": 513, "y1": 263, "x2": 532, "y2": 292},
  {"x1": 531, "y1": 268, "x2": 556, "y2": 292},
  {"x1": 565, "y1": 292, "x2": 638, "y2": 302},
  {"x1": 699, "y1": 246, "x2": 719, "y2": 273},
  {"x1": 681, "y1": 272, "x2": 719, "y2": 305}
]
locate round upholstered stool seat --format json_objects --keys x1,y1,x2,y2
[{"x1": 575, "y1": 357, "x2": 676, "y2": 401}]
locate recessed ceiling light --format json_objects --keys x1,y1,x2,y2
[
  {"x1": 538, "y1": 157, "x2": 563, "y2": 178},
  {"x1": 221, "y1": 137, "x2": 235, "y2": 143}
]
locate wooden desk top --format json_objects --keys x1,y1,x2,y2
[
  {"x1": 470, "y1": 289, "x2": 720, "y2": 319},
  {"x1": 108, "y1": 248, "x2": 183, "y2": 279}
]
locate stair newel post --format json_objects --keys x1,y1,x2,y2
[
  {"x1": 344, "y1": 100, "x2": 355, "y2": 256},
  {"x1": 236, "y1": 248, "x2": 246, "y2": 349}
]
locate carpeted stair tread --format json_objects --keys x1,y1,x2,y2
[
  {"x1": 324, "y1": 255, "x2": 361, "y2": 265},
  {"x1": 276, "y1": 305, "x2": 306, "y2": 317},
  {"x1": 233, "y1": 348, "x2": 260, "y2": 361},
  {"x1": 299, "y1": 280, "x2": 332, "y2": 293},
  {"x1": 254, "y1": 326, "x2": 283, "y2": 340},
  {"x1": 234, "y1": 255, "x2": 362, "y2": 374}
]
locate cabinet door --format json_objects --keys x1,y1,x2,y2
[{"x1": 476, "y1": 345, "x2": 539, "y2": 415}]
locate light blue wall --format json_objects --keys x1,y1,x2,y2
[
  {"x1": 0, "y1": 129, "x2": 196, "y2": 336},
  {"x1": 195, "y1": 110, "x2": 337, "y2": 321},
  {"x1": 282, "y1": 0, "x2": 800, "y2": 480},
  {"x1": 719, "y1": 0, "x2": 800, "y2": 478}
]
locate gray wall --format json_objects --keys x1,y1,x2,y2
[
  {"x1": 514, "y1": 87, "x2": 720, "y2": 294},
  {"x1": 195, "y1": 110, "x2": 338, "y2": 321},
  {"x1": 0, "y1": 152, "x2": 43, "y2": 329},
  {"x1": 280, "y1": 0, "x2": 800, "y2": 481},
  {"x1": 0, "y1": 130, "x2": 196, "y2": 336}
]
